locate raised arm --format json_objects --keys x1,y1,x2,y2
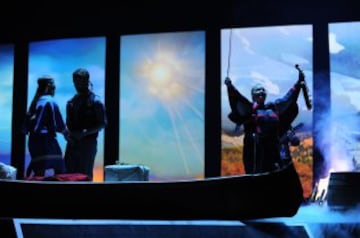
[{"x1": 224, "y1": 77, "x2": 253, "y2": 124}]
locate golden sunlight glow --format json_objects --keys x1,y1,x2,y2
[
  {"x1": 150, "y1": 63, "x2": 170, "y2": 81},
  {"x1": 140, "y1": 50, "x2": 186, "y2": 102}
]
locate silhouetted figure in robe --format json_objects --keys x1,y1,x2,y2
[{"x1": 224, "y1": 71, "x2": 304, "y2": 174}]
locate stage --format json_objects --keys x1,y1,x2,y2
[
  {"x1": 7, "y1": 202, "x2": 360, "y2": 238},
  {"x1": 1, "y1": 169, "x2": 359, "y2": 237}
]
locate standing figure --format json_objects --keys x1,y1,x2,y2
[
  {"x1": 23, "y1": 76, "x2": 68, "y2": 177},
  {"x1": 64, "y1": 68, "x2": 107, "y2": 181},
  {"x1": 224, "y1": 71, "x2": 304, "y2": 174}
]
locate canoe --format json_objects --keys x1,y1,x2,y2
[{"x1": 0, "y1": 162, "x2": 303, "y2": 220}]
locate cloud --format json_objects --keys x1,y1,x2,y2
[{"x1": 329, "y1": 33, "x2": 345, "y2": 54}]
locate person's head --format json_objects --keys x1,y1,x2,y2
[
  {"x1": 73, "y1": 68, "x2": 91, "y2": 94},
  {"x1": 37, "y1": 75, "x2": 55, "y2": 96},
  {"x1": 251, "y1": 83, "x2": 266, "y2": 105}
]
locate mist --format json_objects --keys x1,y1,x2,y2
[{"x1": 247, "y1": 203, "x2": 360, "y2": 238}]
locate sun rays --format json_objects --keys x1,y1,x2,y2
[{"x1": 120, "y1": 32, "x2": 205, "y2": 179}]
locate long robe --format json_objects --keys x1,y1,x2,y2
[
  {"x1": 25, "y1": 95, "x2": 66, "y2": 177},
  {"x1": 225, "y1": 83, "x2": 301, "y2": 174}
]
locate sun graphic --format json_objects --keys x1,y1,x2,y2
[{"x1": 139, "y1": 49, "x2": 187, "y2": 104}]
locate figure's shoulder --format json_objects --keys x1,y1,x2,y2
[
  {"x1": 91, "y1": 94, "x2": 104, "y2": 105},
  {"x1": 40, "y1": 95, "x2": 56, "y2": 105},
  {"x1": 66, "y1": 95, "x2": 77, "y2": 104},
  {"x1": 92, "y1": 94, "x2": 102, "y2": 101}
]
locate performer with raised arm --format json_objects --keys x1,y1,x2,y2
[{"x1": 224, "y1": 66, "x2": 310, "y2": 174}]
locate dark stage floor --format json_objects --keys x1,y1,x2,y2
[{"x1": 12, "y1": 202, "x2": 360, "y2": 238}]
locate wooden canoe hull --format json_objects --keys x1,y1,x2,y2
[{"x1": 0, "y1": 162, "x2": 303, "y2": 220}]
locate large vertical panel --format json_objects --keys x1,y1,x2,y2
[
  {"x1": 0, "y1": 44, "x2": 14, "y2": 166},
  {"x1": 27, "y1": 37, "x2": 106, "y2": 181},
  {"x1": 220, "y1": 25, "x2": 314, "y2": 198},
  {"x1": 329, "y1": 22, "x2": 360, "y2": 173},
  {"x1": 119, "y1": 31, "x2": 205, "y2": 181}
]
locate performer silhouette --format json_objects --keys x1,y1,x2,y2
[
  {"x1": 64, "y1": 68, "x2": 107, "y2": 180},
  {"x1": 224, "y1": 69, "x2": 306, "y2": 174}
]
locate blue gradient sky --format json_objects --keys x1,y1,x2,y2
[{"x1": 0, "y1": 44, "x2": 14, "y2": 165}]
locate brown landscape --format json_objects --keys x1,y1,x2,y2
[{"x1": 221, "y1": 132, "x2": 313, "y2": 198}]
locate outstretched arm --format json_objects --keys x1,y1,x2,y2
[
  {"x1": 274, "y1": 72, "x2": 304, "y2": 115},
  {"x1": 224, "y1": 77, "x2": 252, "y2": 124}
]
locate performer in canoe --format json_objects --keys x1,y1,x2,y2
[{"x1": 224, "y1": 65, "x2": 310, "y2": 174}]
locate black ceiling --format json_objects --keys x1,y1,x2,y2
[{"x1": 1, "y1": 0, "x2": 359, "y2": 43}]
